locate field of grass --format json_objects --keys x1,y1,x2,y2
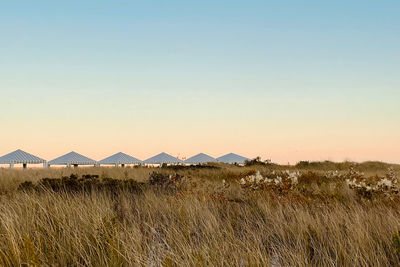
[{"x1": 0, "y1": 161, "x2": 400, "y2": 266}]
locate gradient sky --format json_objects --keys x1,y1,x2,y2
[{"x1": 0, "y1": 0, "x2": 399, "y2": 164}]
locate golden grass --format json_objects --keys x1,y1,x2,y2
[{"x1": 0, "y1": 162, "x2": 399, "y2": 266}]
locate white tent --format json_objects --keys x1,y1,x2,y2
[
  {"x1": 0, "y1": 149, "x2": 46, "y2": 168},
  {"x1": 48, "y1": 151, "x2": 97, "y2": 167},
  {"x1": 144, "y1": 152, "x2": 183, "y2": 165},
  {"x1": 217, "y1": 153, "x2": 250, "y2": 164},
  {"x1": 99, "y1": 152, "x2": 142, "y2": 167},
  {"x1": 184, "y1": 153, "x2": 217, "y2": 165}
]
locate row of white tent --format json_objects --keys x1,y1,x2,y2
[{"x1": 0, "y1": 150, "x2": 250, "y2": 168}]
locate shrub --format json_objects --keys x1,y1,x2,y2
[
  {"x1": 162, "y1": 165, "x2": 220, "y2": 170},
  {"x1": 148, "y1": 172, "x2": 185, "y2": 192},
  {"x1": 17, "y1": 174, "x2": 144, "y2": 195},
  {"x1": 346, "y1": 167, "x2": 399, "y2": 199}
]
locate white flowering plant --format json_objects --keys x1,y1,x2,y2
[
  {"x1": 239, "y1": 170, "x2": 300, "y2": 192},
  {"x1": 238, "y1": 165, "x2": 399, "y2": 200},
  {"x1": 345, "y1": 166, "x2": 399, "y2": 198}
]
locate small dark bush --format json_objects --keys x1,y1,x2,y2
[
  {"x1": 148, "y1": 172, "x2": 185, "y2": 192},
  {"x1": 82, "y1": 174, "x2": 99, "y2": 179},
  {"x1": 296, "y1": 161, "x2": 310, "y2": 168},
  {"x1": 245, "y1": 157, "x2": 273, "y2": 166},
  {"x1": 162, "y1": 165, "x2": 220, "y2": 170},
  {"x1": 149, "y1": 172, "x2": 170, "y2": 186}
]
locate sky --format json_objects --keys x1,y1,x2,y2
[{"x1": 0, "y1": 0, "x2": 399, "y2": 164}]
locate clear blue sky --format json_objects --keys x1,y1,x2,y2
[{"x1": 0, "y1": 1, "x2": 399, "y2": 163}]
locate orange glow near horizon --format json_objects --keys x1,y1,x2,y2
[{"x1": 0, "y1": 130, "x2": 398, "y2": 165}]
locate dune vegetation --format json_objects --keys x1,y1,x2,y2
[{"x1": 0, "y1": 160, "x2": 400, "y2": 266}]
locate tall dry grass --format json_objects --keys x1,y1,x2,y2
[{"x1": 0, "y1": 162, "x2": 399, "y2": 266}]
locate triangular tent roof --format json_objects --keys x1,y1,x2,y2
[
  {"x1": 184, "y1": 153, "x2": 217, "y2": 164},
  {"x1": 48, "y1": 151, "x2": 97, "y2": 165},
  {"x1": 144, "y1": 152, "x2": 183, "y2": 164},
  {"x1": 99, "y1": 152, "x2": 142, "y2": 165},
  {"x1": 0, "y1": 149, "x2": 46, "y2": 164},
  {"x1": 217, "y1": 153, "x2": 250, "y2": 164}
]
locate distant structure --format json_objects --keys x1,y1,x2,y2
[
  {"x1": 217, "y1": 153, "x2": 250, "y2": 164},
  {"x1": 144, "y1": 152, "x2": 183, "y2": 165},
  {"x1": 48, "y1": 151, "x2": 97, "y2": 167},
  {"x1": 99, "y1": 152, "x2": 142, "y2": 167},
  {"x1": 0, "y1": 149, "x2": 46, "y2": 169},
  {"x1": 0, "y1": 150, "x2": 255, "y2": 168},
  {"x1": 184, "y1": 153, "x2": 217, "y2": 165}
]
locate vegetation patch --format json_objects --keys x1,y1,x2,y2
[
  {"x1": 1, "y1": 162, "x2": 399, "y2": 266},
  {"x1": 161, "y1": 164, "x2": 221, "y2": 170},
  {"x1": 18, "y1": 174, "x2": 144, "y2": 194}
]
